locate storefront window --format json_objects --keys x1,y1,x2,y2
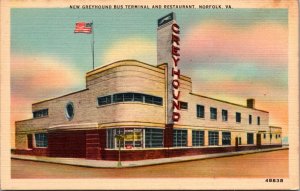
[
  {"x1": 106, "y1": 128, "x2": 163, "y2": 149},
  {"x1": 35, "y1": 133, "x2": 48, "y2": 147},
  {"x1": 173, "y1": 129, "x2": 187, "y2": 147},
  {"x1": 145, "y1": 129, "x2": 164, "y2": 148},
  {"x1": 222, "y1": 132, "x2": 231, "y2": 145},
  {"x1": 209, "y1": 131, "x2": 219, "y2": 146},
  {"x1": 192, "y1": 130, "x2": 204, "y2": 146},
  {"x1": 247, "y1": 133, "x2": 254, "y2": 144}
]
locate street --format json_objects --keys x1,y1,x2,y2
[{"x1": 11, "y1": 149, "x2": 288, "y2": 178}]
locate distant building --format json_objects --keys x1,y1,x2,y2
[{"x1": 14, "y1": 13, "x2": 282, "y2": 161}]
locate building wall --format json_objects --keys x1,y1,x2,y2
[
  {"x1": 175, "y1": 85, "x2": 269, "y2": 140},
  {"x1": 15, "y1": 60, "x2": 279, "y2": 151},
  {"x1": 16, "y1": 60, "x2": 167, "y2": 149}
]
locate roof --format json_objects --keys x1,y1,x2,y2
[{"x1": 190, "y1": 92, "x2": 269, "y2": 113}]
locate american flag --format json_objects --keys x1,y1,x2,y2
[{"x1": 74, "y1": 22, "x2": 92, "y2": 33}]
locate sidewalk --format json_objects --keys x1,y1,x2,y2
[{"x1": 11, "y1": 147, "x2": 288, "y2": 168}]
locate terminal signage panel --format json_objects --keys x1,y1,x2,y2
[{"x1": 157, "y1": 12, "x2": 174, "y2": 27}]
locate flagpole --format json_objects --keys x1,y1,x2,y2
[{"x1": 92, "y1": 20, "x2": 95, "y2": 70}]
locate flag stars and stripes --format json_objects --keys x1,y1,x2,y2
[{"x1": 74, "y1": 22, "x2": 93, "y2": 33}]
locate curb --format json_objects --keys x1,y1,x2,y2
[{"x1": 11, "y1": 147, "x2": 288, "y2": 168}]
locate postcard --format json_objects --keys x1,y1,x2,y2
[{"x1": 0, "y1": 0, "x2": 299, "y2": 190}]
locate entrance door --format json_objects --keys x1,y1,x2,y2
[
  {"x1": 27, "y1": 134, "x2": 33, "y2": 149},
  {"x1": 256, "y1": 134, "x2": 261, "y2": 147}
]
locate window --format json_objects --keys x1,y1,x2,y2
[
  {"x1": 123, "y1": 93, "x2": 134, "y2": 102},
  {"x1": 192, "y1": 130, "x2": 204, "y2": 146},
  {"x1": 263, "y1": 133, "x2": 266, "y2": 139},
  {"x1": 98, "y1": 95, "x2": 111, "y2": 105},
  {"x1": 98, "y1": 93, "x2": 163, "y2": 106},
  {"x1": 145, "y1": 129, "x2": 164, "y2": 148},
  {"x1": 144, "y1": 95, "x2": 153, "y2": 104},
  {"x1": 238, "y1": 137, "x2": 242, "y2": 145},
  {"x1": 249, "y1": 115, "x2": 252, "y2": 124},
  {"x1": 65, "y1": 102, "x2": 74, "y2": 120},
  {"x1": 197, "y1": 105, "x2": 205, "y2": 118},
  {"x1": 153, "y1": 96, "x2": 163, "y2": 106},
  {"x1": 236, "y1": 112, "x2": 241, "y2": 123},
  {"x1": 107, "y1": 129, "x2": 115, "y2": 149},
  {"x1": 222, "y1": 109, "x2": 228, "y2": 121},
  {"x1": 33, "y1": 109, "x2": 48, "y2": 118},
  {"x1": 257, "y1": 116, "x2": 260, "y2": 125},
  {"x1": 247, "y1": 133, "x2": 254, "y2": 144},
  {"x1": 270, "y1": 134, "x2": 272, "y2": 139},
  {"x1": 133, "y1": 93, "x2": 143, "y2": 102},
  {"x1": 35, "y1": 133, "x2": 48, "y2": 147},
  {"x1": 173, "y1": 129, "x2": 187, "y2": 147},
  {"x1": 208, "y1": 131, "x2": 219, "y2": 146},
  {"x1": 113, "y1": 93, "x2": 123, "y2": 102},
  {"x1": 222, "y1": 132, "x2": 231, "y2": 145},
  {"x1": 210, "y1": 107, "x2": 217, "y2": 120},
  {"x1": 279, "y1": 134, "x2": 281, "y2": 138},
  {"x1": 179, "y1": 101, "x2": 188, "y2": 110},
  {"x1": 106, "y1": 128, "x2": 163, "y2": 149},
  {"x1": 275, "y1": 134, "x2": 278, "y2": 139}
]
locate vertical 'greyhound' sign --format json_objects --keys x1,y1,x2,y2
[{"x1": 157, "y1": 12, "x2": 180, "y2": 124}]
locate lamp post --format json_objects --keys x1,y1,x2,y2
[{"x1": 115, "y1": 134, "x2": 124, "y2": 167}]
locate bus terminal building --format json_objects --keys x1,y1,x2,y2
[{"x1": 14, "y1": 13, "x2": 282, "y2": 161}]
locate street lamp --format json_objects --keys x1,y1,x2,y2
[{"x1": 115, "y1": 134, "x2": 124, "y2": 167}]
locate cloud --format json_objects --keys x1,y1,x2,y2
[
  {"x1": 181, "y1": 21, "x2": 288, "y2": 65},
  {"x1": 179, "y1": 21, "x2": 288, "y2": 136},
  {"x1": 11, "y1": 54, "x2": 84, "y2": 147},
  {"x1": 101, "y1": 37, "x2": 156, "y2": 65}
]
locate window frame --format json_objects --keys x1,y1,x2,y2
[
  {"x1": 33, "y1": 109, "x2": 49, "y2": 118},
  {"x1": 236, "y1": 112, "x2": 241, "y2": 123},
  {"x1": 173, "y1": 129, "x2": 188, "y2": 147},
  {"x1": 98, "y1": 95, "x2": 112, "y2": 106},
  {"x1": 34, "y1": 133, "x2": 48, "y2": 148},
  {"x1": 192, "y1": 130, "x2": 204, "y2": 146},
  {"x1": 179, "y1": 101, "x2": 188, "y2": 110},
  {"x1": 222, "y1": 109, "x2": 228, "y2": 122},
  {"x1": 210, "y1": 107, "x2": 217, "y2": 120},
  {"x1": 196, "y1": 105, "x2": 205, "y2": 118},
  {"x1": 222, "y1": 131, "x2": 231, "y2": 145},
  {"x1": 208, "y1": 131, "x2": 219, "y2": 146},
  {"x1": 249, "y1": 115, "x2": 252, "y2": 125},
  {"x1": 257, "y1": 116, "x2": 261, "y2": 125},
  {"x1": 247, "y1": 133, "x2": 254, "y2": 144}
]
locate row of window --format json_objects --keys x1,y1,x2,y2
[
  {"x1": 263, "y1": 133, "x2": 281, "y2": 139},
  {"x1": 33, "y1": 109, "x2": 48, "y2": 118},
  {"x1": 196, "y1": 105, "x2": 261, "y2": 125},
  {"x1": 106, "y1": 128, "x2": 258, "y2": 149},
  {"x1": 98, "y1": 93, "x2": 163, "y2": 106},
  {"x1": 30, "y1": 131, "x2": 281, "y2": 149},
  {"x1": 175, "y1": 130, "x2": 254, "y2": 146}
]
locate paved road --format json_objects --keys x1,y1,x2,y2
[{"x1": 11, "y1": 150, "x2": 288, "y2": 178}]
